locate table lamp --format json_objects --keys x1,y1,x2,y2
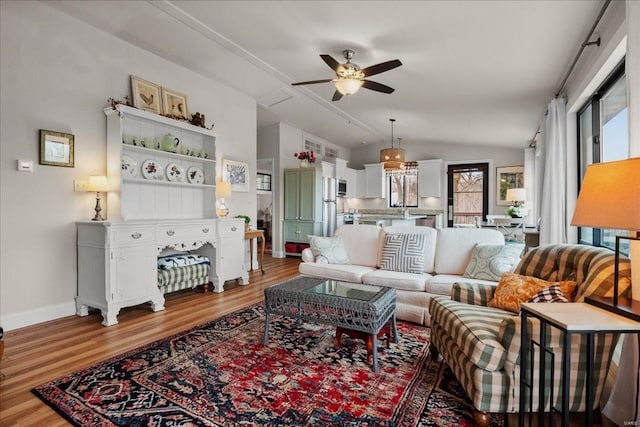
[
  {"x1": 571, "y1": 157, "x2": 640, "y2": 321},
  {"x1": 506, "y1": 188, "x2": 526, "y2": 207},
  {"x1": 216, "y1": 181, "x2": 232, "y2": 217},
  {"x1": 88, "y1": 175, "x2": 109, "y2": 221}
]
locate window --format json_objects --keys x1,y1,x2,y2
[
  {"x1": 577, "y1": 62, "x2": 629, "y2": 253},
  {"x1": 447, "y1": 163, "x2": 488, "y2": 227},
  {"x1": 388, "y1": 174, "x2": 418, "y2": 208}
]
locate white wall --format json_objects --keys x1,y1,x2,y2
[
  {"x1": 0, "y1": 1, "x2": 256, "y2": 330},
  {"x1": 350, "y1": 140, "x2": 524, "y2": 215}
]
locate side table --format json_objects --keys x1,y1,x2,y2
[
  {"x1": 244, "y1": 229, "x2": 265, "y2": 274},
  {"x1": 519, "y1": 302, "x2": 640, "y2": 427}
]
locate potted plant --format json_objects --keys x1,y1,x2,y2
[
  {"x1": 294, "y1": 151, "x2": 316, "y2": 167},
  {"x1": 235, "y1": 215, "x2": 251, "y2": 231}
]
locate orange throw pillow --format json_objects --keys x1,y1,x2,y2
[{"x1": 488, "y1": 272, "x2": 577, "y2": 313}]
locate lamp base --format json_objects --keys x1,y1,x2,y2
[
  {"x1": 216, "y1": 199, "x2": 230, "y2": 217},
  {"x1": 585, "y1": 295, "x2": 640, "y2": 322},
  {"x1": 91, "y1": 193, "x2": 105, "y2": 221}
]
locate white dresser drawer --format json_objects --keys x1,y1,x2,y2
[
  {"x1": 110, "y1": 226, "x2": 156, "y2": 244},
  {"x1": 158, "y1": 223, "x2": 215, "y2": 243},
  {"x1": 217, "y1": 219, "x2": 244, "y2": 238}
]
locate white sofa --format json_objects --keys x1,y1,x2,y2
[{"x1": 299, "y1": 224, "x2": 506, "y2": 325}]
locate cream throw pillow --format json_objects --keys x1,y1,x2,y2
[
  {"x1": 308, "y1": 235, "x2": 351, "y2": 265},
  {"x1": 463, "y1": 244, "x2": 522, "y2": 282}
]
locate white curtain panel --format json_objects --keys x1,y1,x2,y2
[
  {"x1": 524, "y1": 147, "x2": 537, "y2": 227},
  {"x1": 539, "y1": 98, "x2": 567, "y2": 245}
]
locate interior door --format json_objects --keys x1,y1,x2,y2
[{"x1": 447, "y1": 163, "x2": 489, "y2": 228}]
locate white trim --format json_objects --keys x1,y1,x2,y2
[{"x1": 0, "y1": 301, "x2": 76, "y2": 331}]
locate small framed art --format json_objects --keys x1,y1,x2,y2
[
  {"x1": 39, "y1": 129, "x2": 74, "y2": 167},
  {"x1": 130, "y1": 75, "x2": 163, "y2": 114},
  {"x1": 496, "y1": 166, "x2": 524, "y2": 206},
  {"x1": 161, "y1": 87, "x2": 189, "y2": 120},
  {"x1": 222, "y1": 159, "x2": 249, "y2": 192}
]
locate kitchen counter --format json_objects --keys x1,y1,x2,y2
[{"x1": 357, "y1": 214, "x2": 427, "y2": 220}]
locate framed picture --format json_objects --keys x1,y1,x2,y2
[
  {"x1": 130, "y1": 75, "x2": 163, "y2": 114},
  {"x1": 39, "y1": 129, "x2": 74, "y2": 167},
  {"x1": 496, "y1": 166, "x2": 524, "y2": 206},
  {"x1": 161, "y1": 87, "x2": 189, "y2": 120},
  {"x1": 256, "y1": 173, "x2": 272, "y2": 191},
  {"x1": 222, "y1": 159, "x2": 249, "y2": 192}
]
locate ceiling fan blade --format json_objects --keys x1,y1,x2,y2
[
  {"x1": 320, "y1": 54, "x2": 341, "y2": 72},
  {"x1": 291, "y1": 78, "x2": 334, "y2": 86},
  {"x1": 332, "y1": 90, "x2": 344, "y2": 102},
  {"x1": 362, "y1": 80, "x2": 395, "y2": 94},
  {"x1": 361, "y1": 59, "x2": 402, "y2": 77}
]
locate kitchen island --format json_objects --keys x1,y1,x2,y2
[{"x1": 355, "y1": 214, "x2": 428, "y2": 227}]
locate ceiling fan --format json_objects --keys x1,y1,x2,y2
[{"x1": 291, "y1": 50, "x2": 402, "y2": 101}]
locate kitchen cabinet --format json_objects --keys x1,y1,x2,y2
[
  {"x1": 418, "y1": 159, "x2": 444, "y2": 198},
  {"x1": 335, "y1": 158, "x2": 348, "y2": 180},
  {"x1": 284, "y1": 168, "x2": 323, "y2": 255},
  {"x1": 321, "y1": 161, "x2": 335, "y2": 178},
  {"x1": 355, "y1": 169, "x2": 366, "y2": 198},
  {"x1": 363, "y1": 163, "x2": 386, "y2": 198},
  {"x1": 345, "y1": 167, "x2": 357, "y2": 198}
]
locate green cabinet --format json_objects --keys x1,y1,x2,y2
[{"x1": 284, "y1": 168, "x2": 323, "y2": 254}]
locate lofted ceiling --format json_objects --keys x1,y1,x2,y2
[{"x1": 45, "y1": 0, "x2": 604, "y2": 149}]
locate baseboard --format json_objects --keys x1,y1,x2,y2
[
  {"x1": 0, "y1": 301, "x2": 76, "y2": 331},
  {"x1": 272, "y1": 250, "x2": 285, "y2": 258}
]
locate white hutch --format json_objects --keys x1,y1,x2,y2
[{"x1": 76, "y1": 105, "x2": 247, "y2": 326}]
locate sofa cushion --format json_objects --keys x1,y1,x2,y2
[
  {"x1": 379, "y1": 233, "x2": 426, "y2": 273},
  {"x1": 488, "y1": 272, "x2": 577, "y2": 313},
  {"x1": 429, "y1": 296, "x2": 515, "y2": 372},
  {"x1": 435, "y1": 228, "x2": 505, "y2": 274},
  {"x1": 334, "y1": 224, "x2": 383, "y2": 268},
  {"x1": 299, "y1": 262, "x2": 376, "y2": 283},
  {"x1": 427, "y1": 274, "x2": 497, "y2": 296},
  {"x1": 526, "y1": 284, "x2": 568, "y2": 303},
  {"x1": 383, "y1": 226, "x2": 438, "y2": 272},
  {"x1": 308, "y1": 235, "x2": 351, "y2": 264},
  {"x1": 362, "y1": 269, "x2": 431, "y2": 292},
  {"x1": 463, "y1": 244, "x2": 522, "y2": 281}
]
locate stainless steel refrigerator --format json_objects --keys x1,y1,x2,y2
[{"x1": 322, "y1": 177, "x2": 337, "y2": 237}]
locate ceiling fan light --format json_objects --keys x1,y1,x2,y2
[{"x1": 334, "y1": 78, "x2": 364, "y2": 95}]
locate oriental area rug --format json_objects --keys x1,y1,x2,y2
[{"x1": 33, "y1": 304, "x2": 504, "y2": 426}]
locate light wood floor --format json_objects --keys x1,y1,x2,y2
[{"x1": 0, "y1": 256, "x2": 301, "y2": 426}]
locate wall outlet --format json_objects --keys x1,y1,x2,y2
[{"x1": 74, "y1": 180, "x2": 88, "y2": 192}]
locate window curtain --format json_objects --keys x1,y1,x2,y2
[
  {"x1": 524, "y1": 147, "x2": 537, "y2": 227},
  {"x1": 539, "y1": 98, "x2": 568, "y2": 245}
]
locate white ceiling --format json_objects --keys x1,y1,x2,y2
[{"x1": 46, "y1": 0, "x2": 604, "y2": 149}]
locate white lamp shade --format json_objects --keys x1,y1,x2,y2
[
  {"x1": 88, "y1": 175, "x2": 109, "y2": 192},
  {"x1": 506, "y1": 188, "x2": 526, "y2": 202},
  {"x1": 216, "y1": 181, "x2": 232, "y2": 198},
  {"x1": 571, "y1": 158, "x2": 640, "y2": 230},
  {"x1": 334, "y1": 78, "x2": 364, "y2": 95}
]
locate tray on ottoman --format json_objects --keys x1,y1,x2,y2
[{"x1": 263, "y1": 276, "x2": 397, "y2": 372}]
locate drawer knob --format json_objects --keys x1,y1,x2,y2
[
  {"x1": 166, "y1": 230, "x2": 175, "y2": 236},
  {"x1": 231, "y1": 226, "x2": 237, "y2": 232},
  {"x1": 131, "y1": 232, "x2": 142, "y2": 239},
  {"x1": 202, "y1": 227, "x2": 210, "y2": 233}
]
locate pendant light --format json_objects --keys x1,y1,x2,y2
[{"x1": 380, "y1": 118, "x2": 404, "y2": 171}]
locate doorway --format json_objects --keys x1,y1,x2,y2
[
  {"x1": 256, "y1": 158, "x2": 274, "y2": 254},
  {"x1": 447, "y1": 163, "x2": 489, "y2": 228}
]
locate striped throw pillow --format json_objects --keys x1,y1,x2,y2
[{"x1": 379, "y1": 233, "x2": 426, "y2": 274}]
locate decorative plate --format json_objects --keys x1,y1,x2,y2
[
  {"x1": 121, "y1": 155, "x2": 138, "y2": 178},
  {"x1": 166, "y1": 162, "x2": 184, "y2": 182},
  {"x1": 141, "y1": 159, "x2": 163, "y2": 180},
  {"x1": 187, "y1": 166, "x2": 204, "y2": 184}
]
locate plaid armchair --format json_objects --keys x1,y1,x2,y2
[{"x1": 429, "y1": 244, "x2": 630, "y2": 427}]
